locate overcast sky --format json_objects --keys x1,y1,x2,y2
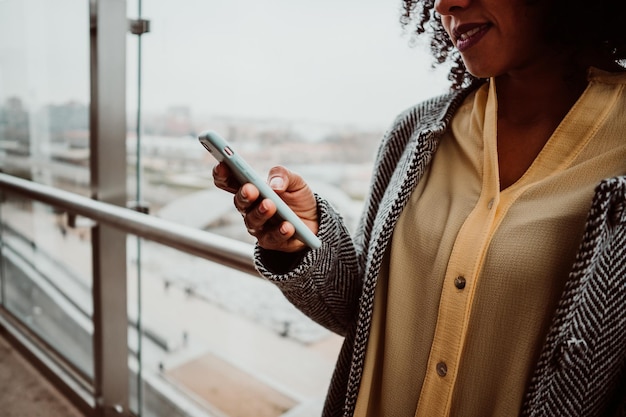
[{"x1": 1, "y1": 0, "x2": 451, "y2": 130}]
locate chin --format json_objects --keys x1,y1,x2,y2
[
  {"x1": 464, "y1": 64, "x2": 497, "y2": 80},
  {"x1": 460, "y1": 54, "x2": 501, "y2": 79}
]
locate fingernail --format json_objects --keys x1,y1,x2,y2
[
  {"x1": 269, "y1": 176, "x2": 284, "y2": 189},
  {"x1": 279, "y1": 224, "x2": 289, "y2": 235},
  {"x1": 241, "y1": 188, "x2": 248, "y2": 199}
]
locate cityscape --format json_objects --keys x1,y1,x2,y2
[{"x1": 0, "y1": 96, "x2": 387, "y2": 237}]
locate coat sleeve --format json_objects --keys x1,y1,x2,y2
[{"x1": 254, "y1": 194, "x2": 363, "y2": 337}]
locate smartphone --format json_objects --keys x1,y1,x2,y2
[{"x1": 199, "y1": 130, "x2": 322, "y2": 250}]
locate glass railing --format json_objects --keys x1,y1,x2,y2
[
  {"x1": 0, "y1": 0, "x2": 95, "y2": 410},
  {"x1": 0, "y1": 195, "x2": 94, "y2": 381},
  {"x1": 0, "y1": 172, "x2": 342, "y2": 416},
  {"x1": 126, "y1": 238, "x2": 341, "y2": 417}
]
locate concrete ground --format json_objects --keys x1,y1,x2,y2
[{"x1": 0, "y1": 332, "x2": 84, "y2": 417}]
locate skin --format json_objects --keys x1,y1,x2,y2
[
  {"x1": 434, "y1": 0, "x2": 590, "y2": 189},
  {"x1": 214, "y1": 0, "x2": 608, "y2": 250},
  {"x1": 213, "y1": 163, "x2": 318, "y2": 252}
]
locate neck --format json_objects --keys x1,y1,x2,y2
[
  {"x1": 495, "y1": 58, "x2": 589, "y2": 126},
  {"x1": 491, "y1": 52, "x2": 593, "y2": 190}
]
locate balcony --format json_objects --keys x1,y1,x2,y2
[{"x1": 0, "y1": 0, "x2": 447, "y2": 416}]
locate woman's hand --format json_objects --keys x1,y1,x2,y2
[{"x1": 212, "y1": 162, "x2": 319, "y2": 252}]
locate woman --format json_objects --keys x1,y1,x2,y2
[{"x1": 213, "y1": 0, "x2": 626, "y2": 415}]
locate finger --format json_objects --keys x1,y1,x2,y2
[
  {"x1": 256, "y1": 221, "x2": 307, "y2": 252},
  {"x1": 240, "y1": 200, "x2": 304, "y2": 252},
  {"x1": 212, "y1": 162, "x2": 240, "y2": 193},
  {"x1": 267, "y1": 166, "x2": 290, "y2": 192},
  {"x1": 242, "y1": 198, "x2": 282, "y2": 242},
  {"x1": 234, "y1": 183, "x2": 260, "y2": 213},
  {"x1": 267, "y1": 166, "x2": 318, "y2": 229},
  {"x1": 268, "y1": 165, "x2": 312, "y2": 193}
]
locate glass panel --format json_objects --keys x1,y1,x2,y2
[
  {"x1": 0, "y1": 0, "x2": 90, "y2": 193},
  {"x1": 127, "y1": 1, "x2": 450, "y2": 415},
  {"x1": 128, "y1": 0, "x2": 450, "y2": 235},
  {"x1": 127, "y1": 238, "x2": 341, "y2": 416},
  {"x1": 0, "y1": 193, "x2": 94, "y2": 379},
  {"x1": 0, "y1": 0, "x2": 93, "y2": 379}
]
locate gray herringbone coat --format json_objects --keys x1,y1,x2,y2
[{"x1": 255, "y1": 83, "x2": 626, "y2": 417}]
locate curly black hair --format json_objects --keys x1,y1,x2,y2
[{"x1": 400, "y1": 0, "x2": 626, "y2": 90}]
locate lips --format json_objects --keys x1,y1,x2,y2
[{"x1": 453, "y1": 23, "x2": 491, "y2": 52}]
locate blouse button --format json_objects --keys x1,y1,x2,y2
[
  {"x1": 454, "y1": 276, "x2": 467, "y2": 290},
  {"x1": 436, "y1": 362, "x2": 448, "y2": 377}
]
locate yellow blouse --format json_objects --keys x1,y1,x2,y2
[{"x1": 354, "y1": 69, "x2": 626, "y2": 417}]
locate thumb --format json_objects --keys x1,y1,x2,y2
[{"x1": 267, "y1": 166, "x2": 291, "y2": 192}]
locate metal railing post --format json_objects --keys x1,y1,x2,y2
[{"x1": 89, "y1": 0, "x2": 130, "y2": 415}]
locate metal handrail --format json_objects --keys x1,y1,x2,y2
[{"x1": 0, "y1": 173, "x2": 257, "y2": 276}]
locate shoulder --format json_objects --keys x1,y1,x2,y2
[
  {"x1": 388, "y1": 79, "x2": 485, "y2": 140},
  {"x1": 374, "y1": 80, "x2": 485, "y2": 160}
]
